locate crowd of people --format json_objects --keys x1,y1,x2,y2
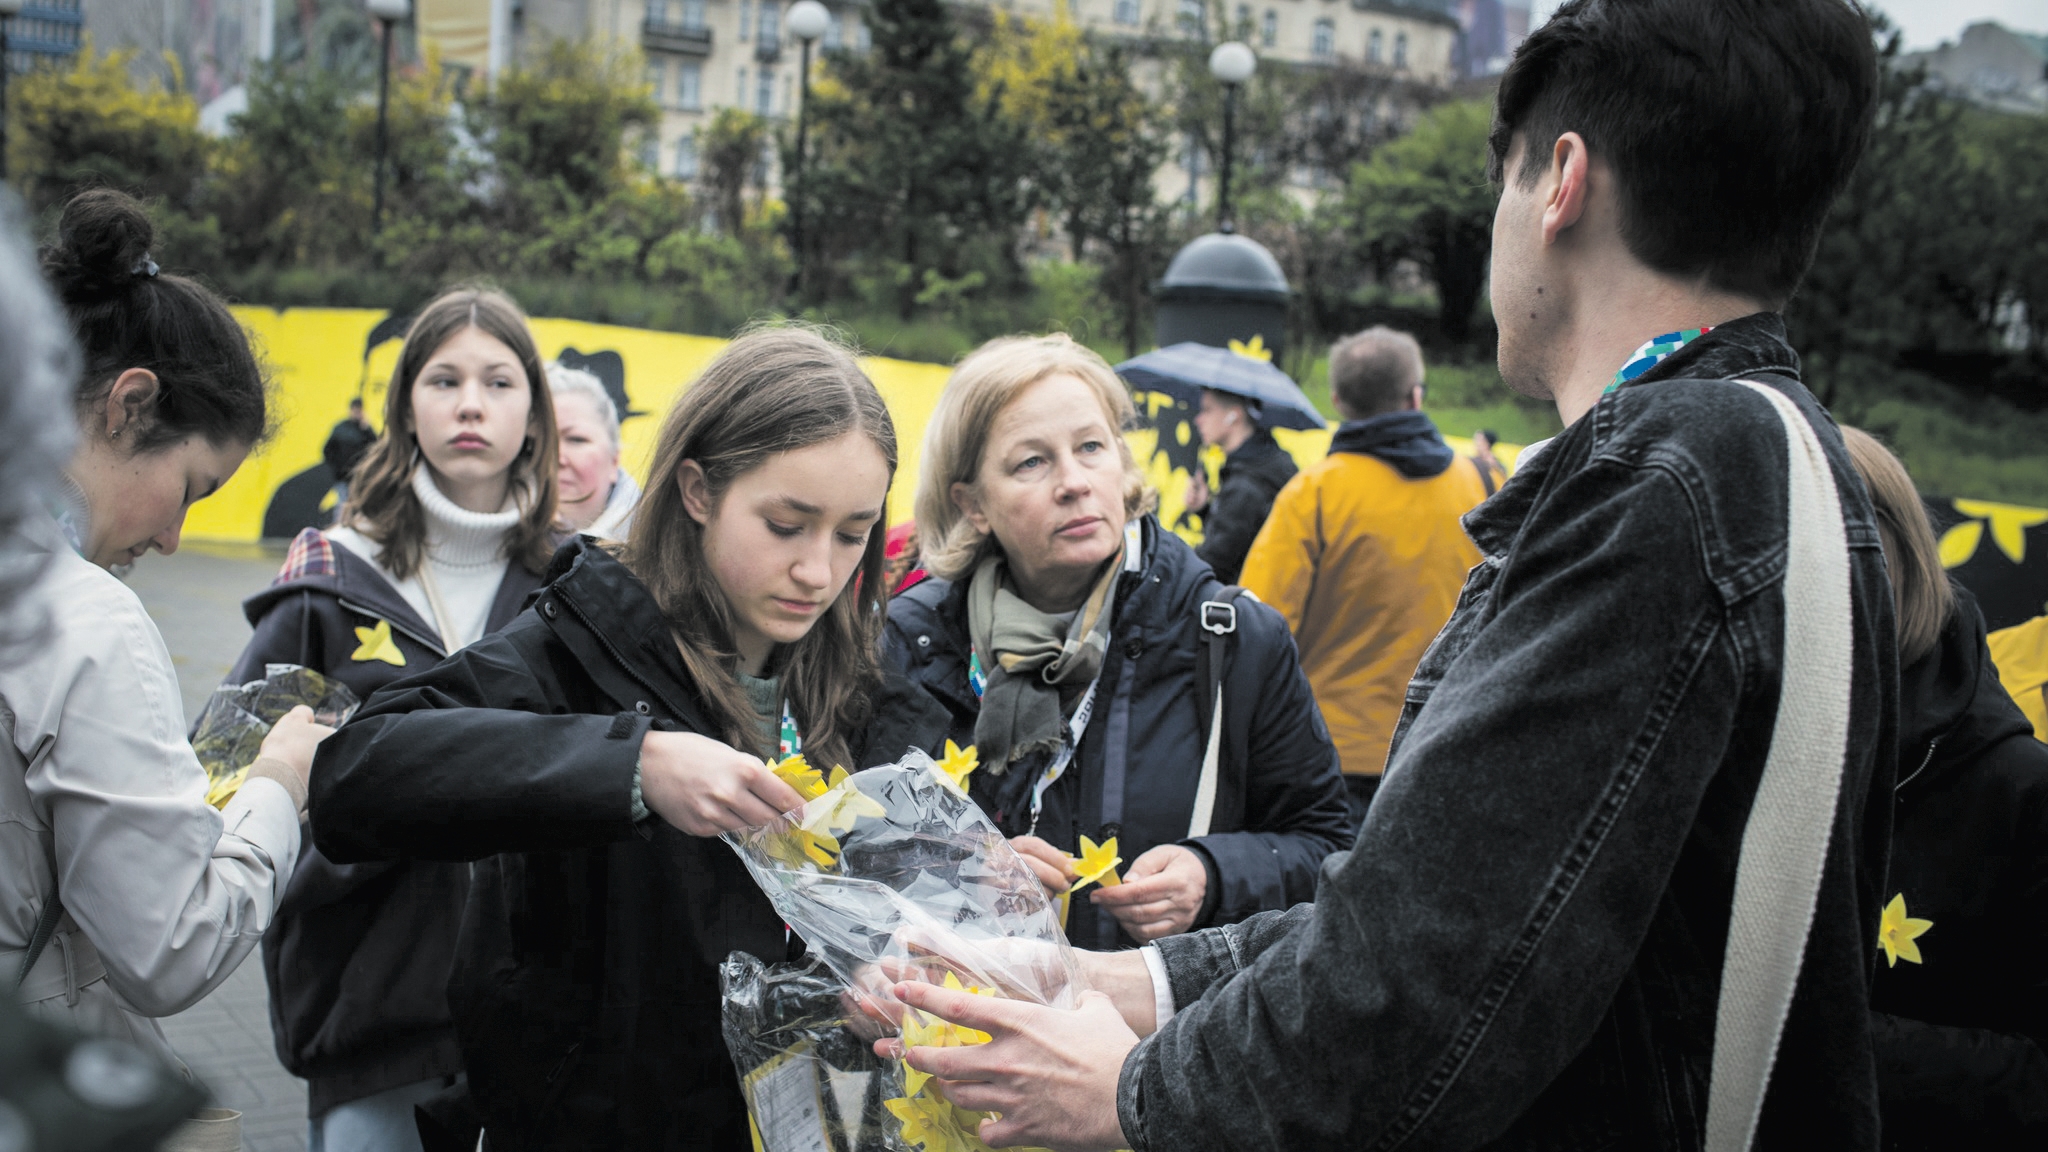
[{"x1": 2, "y1": 0, "x2": 2046, "y2": 1149}]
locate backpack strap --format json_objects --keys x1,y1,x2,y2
[
  {"x1": 1470, "y1": 454, "x2": 1499, "y2": 497},
  {"x1": 1705, "y1": 381, "x2": 1855, "y2": 1151},
  {"x1": 1189, "y1": 585, "x2": 1247, "y2": 838}
]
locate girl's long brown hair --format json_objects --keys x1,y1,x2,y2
[
  {"x1": 343, "y1": 287, "x2": 559, "y2": 579},
  {"x1": 621, "y1": 325, "x2": 895, "y2": 770}
]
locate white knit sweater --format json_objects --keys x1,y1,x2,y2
[{"x1": 327, "y1": 469, "x2": 520, "y2": 653}]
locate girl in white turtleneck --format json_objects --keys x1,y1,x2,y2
[{"x1": 225, "y1": 287, "x2": 559, "y2": 1152}]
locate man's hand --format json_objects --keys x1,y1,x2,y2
[
  {"x1": 1184, "y1": 469, "x2": 1211, "y2": 515},
  {"x1": 1012, "y1": 835, "x2": 1079, "y2": 896},
  {"x1": 1091, "y1": 844, "x2": 1207, "y2": 942},
  {"x1": 638, "y1": 730, "x2": 805, "y2": 836},
  {"x1": 879, "y1": 981, "x2": 1137, "y2": 1152}
]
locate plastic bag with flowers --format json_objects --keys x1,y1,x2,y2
[
  {"x1": 720, "y1": 746, "x2": 1080, "y2": 1152},
  {"x1": 190, "y1": 664, "x2": 359, "y2": 808}
]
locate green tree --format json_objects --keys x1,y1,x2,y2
[
  {"x1": 206, "y1": 60, "x2": 365, "y2": 269},
  {"x1": 802, "y1": 0, "x2": 1034, "y2": 318},
  {"x1": 10, "y1": 38, "x2": 209, "y2": 214},
  {"x1": 701, "y1": 106, "x2": 769, "y2": 237},
  {"x1": 1340, "y1": 98, "x2": 1495, "y2": 343}
]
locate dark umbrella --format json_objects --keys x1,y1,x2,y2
[{"x1": 1115, "y1": 342, "x2": 1328, "y2": 432}]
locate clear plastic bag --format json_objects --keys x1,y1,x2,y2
[
  {"x1": 722, "y1": 749, "x2": 1080, "y2": 1152},
  {"x1": 190, "y1": 664, "x2": 358, "y2": 808},
  {"x1": 720, "y1": 952, "x2": 911, "y2": 1152}
]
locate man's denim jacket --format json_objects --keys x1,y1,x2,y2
[{"x1": 1121, "y1": 315, "x2": 1899, "y2": 1151}]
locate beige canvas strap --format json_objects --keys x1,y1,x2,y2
[{"x1": 1704, "y1": 381, "x2": 1855, "y2": 1151}]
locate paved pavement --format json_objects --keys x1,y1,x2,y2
[{"x1": 129, "y1": 543, "x2": 310, "y2": 1152}]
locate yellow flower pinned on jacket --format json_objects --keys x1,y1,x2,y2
[
  {"x1": 934, "y1": 741, "x2": 979, "y2": 796},
  {"x1": 350, "y1": 618, "x2": 405, "y2": 666},
  {"x1": 1879, "y1": 893, "x2": 1933, "y2": 967},
  {"x1": 1228, "y1": 334, "x2": 1272, "y2": 362},
  {"x1": 1069, "y1": 835, "x2": 1122, "y2": 894}
]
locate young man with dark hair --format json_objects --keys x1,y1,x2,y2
[{"x1": 881, "y1": 2, "x2": 1899, "y2": 1149}]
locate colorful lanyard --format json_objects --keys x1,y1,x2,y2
[
  {"x1": 778, "y1": 700, "x2": 801, "y2": 758},
  {"x1": 1605, "y1": 326, "x2": 1713, "y2": 395}
]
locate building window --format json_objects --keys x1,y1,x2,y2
[
  {"x1": 855, "y1": 18, "x2": 870, "y2": 51},
  {"x1": 678, "y1": 61, "x2": 701, "y2": 109},
  {"x1": 825, "y1": 10, "x2": 843, "y2": 49},
  {"x1": 758, "y1": 0, "x2": 780, "y2": 44},
  {"x1": 739, "y1": 0, "x2": 751, "y2": 40},
  {"x1": 1260, "y1": 8, "x2": 1276, "y2": 46},
  {"x1": 1113, "y1": 0, "x2": 1140, "y2": 24},
  {"x1": 1394, "y1": 31, "x2": 1408, "y2": 68},
  {"x1": 645, "y1": 0, "x2": 667, "y2": 25},
  {"x1": 647, "y1": 59, "x2": 666, "y2": 104},
  {"x1": 1312, "y1": 18, "x2": 1333, "y2": 60},
  {"x1": 682, "y1": 0, "x2": 705, "y2": 29},
  {"x1": 1367, "y1": 27, "x2": 1382, "y2": 63},
  {"x1": 737, "y1": 65, "x2": 749, "y2": 104},
  {"x1": 675, "y1": 133, "x2": 699, "y2": 180},
  {"x1": 1234, "y1": 3, "x2": 1251, "y2": 38},
  {"x1": 757, "y1": 66, "x2": 775, "y2": 115},
  {"x1": 1177, "y1": 0, "x2": 1203, "y2": 37}
]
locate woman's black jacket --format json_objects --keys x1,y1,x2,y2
[
  {"x1": 1193, "y1": 428, "x2": 1297, "y2": 584},
  {"x1": 231, "y1": 528, "x2": 543, "y2": 1117},
  {"x1": 883, "y1": 515, "x2": 1354, "y2": 950},
  {"x1": 1872, "y1": 586, "x2": 2048, "y2": 1148},
  {"x1": 309, "y1": 539, "x2": 949, "y2": 1151}
]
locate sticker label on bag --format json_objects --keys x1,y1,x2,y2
[{"x1": 742, "y1": 1043, "x2": 832, "y2": 1152}]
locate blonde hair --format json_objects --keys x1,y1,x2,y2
[
  {"x1": 546, "y1": 362, "x2": 620, "y2": 450},
  {"x1": 915, "y1": 333, "x2": 1155, "y2": 582},
  {"x1": 1842, "y1": 426, "x2": 1954, "y2": 666}
]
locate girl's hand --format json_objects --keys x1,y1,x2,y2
[
  {"x1": 1091, "y1": 844, "x2": 1208, "y2": 943},
  {"x1": 639, "y1": 730, "x2": 806, "y2": 836},
  {"x1": 1011, "y1": 835, "x2": 1079, "y2": 896},
  {"x1": 257, "y1": 706, "x2": 335, "y2": 790}
]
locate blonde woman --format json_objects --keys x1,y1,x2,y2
[
  {"x1": 883, "y1": 333, "x2": 1351, "y2": 950},
  {"x1": 548, "y1": 362, "x2": 641, "y2": 539}
]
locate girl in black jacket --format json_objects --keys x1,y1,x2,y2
[
  {"x1": 307, "y1": 327, "x2": 948, "y2": 1151},
  {"x1": 229, "y1": 288, "x2": 560, "y2": 1148}
]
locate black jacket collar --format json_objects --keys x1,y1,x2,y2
[
  {"x1": 1897, "y1": 586, "x2": 2036, "y2": 790},
  {"x1": 1329, "y1": 410, "x2": 1455, "y2": 478}
]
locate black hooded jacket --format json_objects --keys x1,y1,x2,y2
[
  {"x1": 231, "y1": 528, "x2": 543, "y2": 1116},
  {"x1": 1871, "y1": 587, "x2": 2048, "y2": 1148},
  {"x1": 307, "y1": 540, "x2": 949, "y2": 1150},
  {"x1": 1193, "y1": 429, "x2": 1297, "y2": 584}
]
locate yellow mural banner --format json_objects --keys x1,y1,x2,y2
[{"x1": 193, "y1": 306, "x2": 1511, "y2": 547}]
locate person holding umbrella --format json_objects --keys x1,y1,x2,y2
[{"x1": 1118, "y1": 342, "x2": 1325, "y2": 584}]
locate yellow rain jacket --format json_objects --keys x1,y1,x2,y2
[
  {"x1": 1240, "y1": 413, "x2": 1488, "y2": 778},
  {"x1": 1988, "y1": 613, "x2": 2048, "y2": 742}
]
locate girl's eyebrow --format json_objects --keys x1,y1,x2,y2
[{"x1": 770, "y1": 495, "x2": 882, "y2": 521}]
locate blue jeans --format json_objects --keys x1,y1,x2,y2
[{"x1": 308, "y1": 1078, "x2": 446, "y2": 1152}]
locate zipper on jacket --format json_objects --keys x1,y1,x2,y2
[{"x1": 1894, "y1": 735, "x2": 1942, "y2": 793}]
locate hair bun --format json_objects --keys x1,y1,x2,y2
[{"x1": 42, "y1": 188, "x2": 158, "y2": 304}]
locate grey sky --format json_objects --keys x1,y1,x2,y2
[{"x1": 1526, "y1": 0, "x2": 2047, "y2": 49}]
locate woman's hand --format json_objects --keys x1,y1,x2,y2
[
  {"x1": 639, "y1": 730, "x2": 806, "y2": 836},
  {"x1": 1184, "y1": 469, "x2": 1210, "y2": 515},
  {"x1": 256, "y1": 706, "x2": 335, "y2": 789},
  {"x1": 1091, "y1": 844, "x2": 1208, "y2": 943},
  {"x1": 1011, "y1": 835, "x2": 1079, "y2": 897}
]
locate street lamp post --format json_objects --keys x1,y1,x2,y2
[
  {"x1": 785, "y1": 0, "x2": 829, "y2": 296},
  {"x1": 1207, "y1": 41, "x2": 1256, "y2": 235},
  {"x1": 367, "y1": 0, "x2": 411, "y2": 235},
  {"x1": 0, "y1": 0, "x2": 23, "y2": 183}
]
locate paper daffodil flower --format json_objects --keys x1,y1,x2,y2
[
  {"x1": 886, "y1": 1093, "x2": 969, "y2": 1152},
  {"x1": 1068, "y1": 835, "x2": 1122, "y2": 894},
  {"x1": 1878, "y1": 893, "x2": 1933, "y2": 967},
  {"x1": 802, "y1": 776, "x2": 887, "y2": 839},
  {"x1": 934, "y1": 741, "x2": 979, "y2": 796},
  {"x1": 771, "y1": 754, "x2": 828, "y2": 802},
  {"x1": 204, "y1": 766, "x2": 247, "y2": 810},
  {"x1": 350, "y1": 619, "x2": 405, "y2": 666}
]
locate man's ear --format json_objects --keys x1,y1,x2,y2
[
  {"x1": 104, "y1": 368, "x2": 161, "y2": 442},
  {"x1": 949, "y1": 481, "x2": 990, "y2": 537},
  {"x1": 678, "y1": 459, "x2": 714, "y2": 525},
  {"x1": 1406, "y1": 385, "x2": 1425, "y2": 411},
  {"x1": 1543, "y1": 131, "x2": 1592, "y2": 245}
]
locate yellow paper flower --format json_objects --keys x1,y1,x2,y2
[
  {"x1": 350, "y1": 619, "x2": 405, "y2": 665},
  {"x1": 1228, "y1": 334, "x2": 1272, "y2": 362},
  {"x1": 1878, "y1": 893, "x2": 1933, "y2": 967},
  {"x1": 204, "y1": 765, "x2": 248, "y2": 809},
  {"x1": 802, "y1": 776, "x2": 887, "y2": 839},
  {"x1": 1069, "y1": 835, "x2": 1122, "y2": 894},
  {"x1": 934, "y1": 741, "x2": 979, "y2": 796},
  {"x1": 771, "y1": 754, "x2": 829, "y2": 802},
  {"x1": 886, "y1": 1093, "x2": 968, "y2": 1152}
]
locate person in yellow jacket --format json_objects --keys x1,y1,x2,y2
[
  {"x1": 1988, "y1": 612, "x2": 2048, "y2": 741},
  {"x1": 1240, "y1": 327, "x2": 1487, "y2": 822}
]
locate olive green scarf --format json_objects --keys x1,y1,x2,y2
[{"x1": 966, "y1": 551, "x2": 1121, "y2": 774}]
